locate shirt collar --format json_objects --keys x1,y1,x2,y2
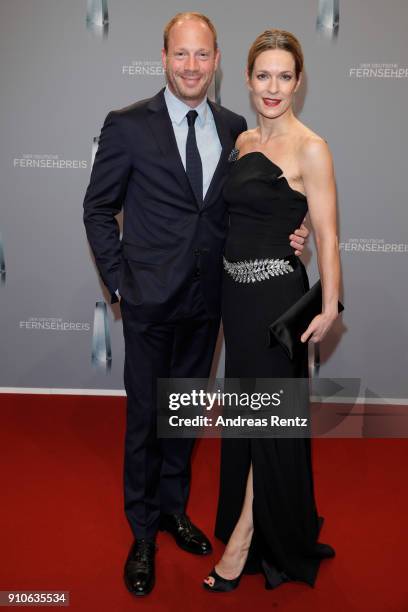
[{"x1": 164, "y1": 85, "x2": 208, "y2": 127}]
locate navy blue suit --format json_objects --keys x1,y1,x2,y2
[{"x1": 84, "y1": 89, "x2": 247, "y2": 538}]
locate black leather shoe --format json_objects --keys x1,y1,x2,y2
[
  {"x1": 159, "y1": 513, "x2": 212, "y2": 555},
  {"x1": 314, "y1": 542, "x2": 336, "y2": 558},
  {"x1": 124, "y1": 539, "x2": 156, "y2": 597}
]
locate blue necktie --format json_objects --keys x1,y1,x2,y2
[{"x1": 186, "y1": 110, "x2": 203, "y2": 205}]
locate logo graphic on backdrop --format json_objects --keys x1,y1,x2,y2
[
  {"x1": 121, "y1": 63, "x2": 220, "y2": 104},
  {"x1": 207, "y1": 72, "x2": 221, "y2": 105},
  {"x1": 91, "y1": 301, "x2": 112, "y2": 371},
  {"x1": 122, "y1": 60, "x2": 165, "y2": 76},
  {"x1": 309, "y1": 343, "x2": 320, "y2": 378},
  {"x1": 86, "y1": 0, "x2": 108, "y2": 25},
  {"x1": 349, "y1": 64, "x2": 408, "y2": 78},
  {"x1": 13, "y1": 154, "x2": 87, "y2": 169},
  {"x1": 316, "y1": 0, "x2": 339, "y2": 39},
  {"x1": 340, "y1": 238, "x2": 408, "y2": 253},
  {"x1": 19, "y1": 317, "x2": 91, "y2": 331},
  {"x1": 0, "y1": 232, "x2": 5, "y2": 286},
  {"x1": 91, "y1": 137, "x2": 100, "y2": 168},
  {"x1": 86, "y1": 0, "x2": 109, "y2": 37}
]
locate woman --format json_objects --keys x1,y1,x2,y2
[{"x1": 203, "y1": 29, "x2": 341, "y2": 591}]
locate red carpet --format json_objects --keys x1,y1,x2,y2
[{"x1": 1, "y1": 393, "x2": 408, "y2": 612}]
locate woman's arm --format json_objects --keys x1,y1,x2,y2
[{"x1": 299, "y1": 138, "x2": 341, "y2": 343}]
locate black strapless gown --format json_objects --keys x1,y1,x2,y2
[{"x1": 215, "y1": 151, "x2": 326, "y2": 588}]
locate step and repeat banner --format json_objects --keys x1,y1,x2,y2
[{"x1": 1, "y1": 0, "x2": 407, "y2": 402}]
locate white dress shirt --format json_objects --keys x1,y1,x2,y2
[{"x1": 164, "y1": 85, "x2": 222, "y2": 199}]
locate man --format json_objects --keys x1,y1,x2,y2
[{"x1": 83, "y1": 12, "x2": 308, "y2": 597}]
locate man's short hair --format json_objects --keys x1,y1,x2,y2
[{"x1": 163, "y1": 12, "x2": 218, "y2": 51}]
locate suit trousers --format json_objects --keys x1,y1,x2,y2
[{"x1": 120, "y1": 279, "x2": 220, "y2": 540}]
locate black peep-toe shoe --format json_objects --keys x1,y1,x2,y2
[{"x1": 202, "y1": 567, "x2": 243, "y2": 593}]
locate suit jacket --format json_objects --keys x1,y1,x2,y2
[{"x1": 83, "y1": 88, "x2": 247, "y2": 320}]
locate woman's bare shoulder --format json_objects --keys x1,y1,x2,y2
[
  {"x1": 296, "y1": 128, "x2": 333, "y2": 175},
  {"x1": 297, "y1": 122, "x2": 329, "y2": 152},
  {"x1": 294, "y1": 123, "x2": 331, "y2": 165},
  {"x1": 235, "y1": 128, "x2": 258, "y2": 150}
]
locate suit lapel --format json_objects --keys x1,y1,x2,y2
[
  {"x1": 203, "y1": 100, "x2": 234, "y2": 206},
  {"x1": 146, "y1": 90, "x2": 234, "y2": 209},
  {"x1": 146, "y1": 89, "x2": 197, "y2": 206}
]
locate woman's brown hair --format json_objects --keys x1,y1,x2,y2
[{"x1": 247, "y1": 29, "x2": 303, "y2": 78}]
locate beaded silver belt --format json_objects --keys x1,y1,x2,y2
[{"x1": 223, "y1": 256, "x2": 294, "y2": 283}]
